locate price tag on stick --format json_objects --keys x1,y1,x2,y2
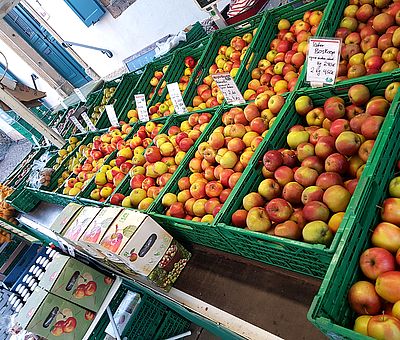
[
  {"x1": 134, "y1": 94, "x2": 149, "y2": 122},
  {"x1": 105, "y1": 105, "x2": 120, "y2": 126},
  {"x1": 306, "y1": 38, "x2": 341, "y2": 86},
  {"x1": 81, "y1": 112, "x2": 97, "y2": 131},
  {"x1": 211, "y1": 73, "x2": 245, "y2": 105},
  {"x1": 74, "y1": 88, "x2": 86, "y2": 102},
  {"x1": 69, "y1": 116, "x2": 86, "y2": 133},
  {"x1": 167, "y1": 82, "x2": 188, "y2": 115}
]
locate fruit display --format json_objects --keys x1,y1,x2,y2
[
  {"x1": 0, "y1": 184, "x2": 17, "y2": 225},
  {"x1": 148, "y1": 56, "x2": 198, "y2": 119},
  {"x1": 87, "y1": 121, "x2": 165, "y2": 203},
  {"x1": 154, "y1": 96, "x2": 286, "y2": 223},
  {"x1": 148, "y1": 65, "x2": 169, "y2": 101},
  {"x1": 0, "y1": 229, "x2": 11, "y2": 244},
  {"x1": 188, "y1": 31, "x2": 256, "y2": 110},
  {"x1": 91, "y1": 86, "x2": 116, "y2": 125},
  {"x1": 51, "y1": 136, "x2": 81, "y2": 171},
  {"x1": 223, "y1": 82, "x2": 397, "y2": 245},
  {"x1": 109, "y1": 111, "x2": 213, "y2": 209},
  {"x1": 346, "y1": 162, "x2": 400, "y2": 338},
  {"x1": 60, "y1": 125, "x2": 132, "y2": 197},
  {"x1": 4, "y1": 148, "x2": 41, "y2": 188},
  {"x1": 242, "y1": 9, "x2": 323, "y2": 101},
  {"x1": 335, "y1": 0, "x2": 400, "y2": 81}
]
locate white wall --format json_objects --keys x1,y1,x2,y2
[{"x1": 37, "y1": 0, "x2": 230, "y2": 77}]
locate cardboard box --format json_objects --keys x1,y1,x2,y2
[
  {"x1": 50, "y1": 203, "x2": 82, "y2": 234},
  {"x1": 148, "y1": 240, "x2": 191, "y2": 291},
  {"x1": 97, "y1": 210, "x2": 173, "y2": 275},
  {"x1": 79, "y1": 207, "x2": 122, "y2": 244},
  {"x1": 62, "y1": 206, "x2": 101, "y2": 242},
  {"x1": 16, "y1": 287, "x2": 94, "y2": 340},
  {"x1": 39, "y1": 253, "x2": 114, "y2": 312},
  {"x1": 93, "y1": 209, "x2": 142, "y2": 256}
]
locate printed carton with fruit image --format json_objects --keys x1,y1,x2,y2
[
  {"x1": 39, "y1": 253, "x2": 114, "y2": 312},
  {"x1": 16, "y1": 287, "x2": 94, "y2": 339},
  {"x1": 62, "y1": 206, "x2": 100, "y2": 243}
]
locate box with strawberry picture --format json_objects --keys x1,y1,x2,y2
[
  {"x1": 38, "y1": 253, "x2": 114, "y2": 312},
  {"x1": 16, "y1": 287, "x2": 95, "y2": 340}
]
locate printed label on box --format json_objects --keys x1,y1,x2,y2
[{"x1": 63, "y1": 206, "x2": 100, "y2": 242}]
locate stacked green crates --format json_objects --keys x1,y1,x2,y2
[{"x1": 308, "y1": 84, "x2": 400, "y2": 337}]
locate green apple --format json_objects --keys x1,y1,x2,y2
[
  {"x1": 286, "y1": 131, "x2": 310, "y2": 149},
  {"x1": 389, "y1": 176, "x2": 400, "y2": 198},
  {"x1": 302, "y1": 221, "x2": 333, "y2": 245}
]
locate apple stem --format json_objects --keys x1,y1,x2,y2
[
  {"x1": 382, "y1": 310, "x2": 386, "y2": 322},
  {"x1": 376, "y1": 205, "x2": 383, "y2": 210}
]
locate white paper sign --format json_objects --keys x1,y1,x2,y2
[
  {"x1": 70, "y1": 116, "x2": 86, "y2": 133},
  {"x1": 134, "y1": 94, "x2": 149, "y2": 122},
  {"x1": 167, "y1": 82, "x2": 187, "y2": 115},
  {"x1": 74, "y1": 88, "x2": 86, "y2": 102},
  {"x1": 212, "y1": 73, "x2": 245, "y2": 105},
  {"x1": 81, "y1": 112, "x2": 97, "y2": 131},
  {"x1": 306, "y1": 38, "x2": 341, "y2": 86},
  {"x1": 105, "y1": 105, "x2": 120, "y2": 126}
]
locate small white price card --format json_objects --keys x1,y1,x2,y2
[
  {"x1": 59, "y1": 98, "x2": 68, "y2": 109},
  {"x1": 134, "y1": 94, "x2": 149, "y2": 122},
  {"x1": 70, "y1": 116, "x2": 86, "y2": 133},
  {"x1": 167, "y1": 82, "x2": 188, "y2": 115},
  {"x1": 74, "y1": 88, "x2": 86, "y2": 102},
  {"x1": 211, "y1": 73, "x2": 245, "y2": 105},
  {"x1": 306, "y1": 38, "x2": 341, "y2": 86},
  {"x1": 81, "y1": 112, "x2": 97, "y2": 131},
  {"x1": 105, "y1": 105, "x2": 120, "y2": 126}
]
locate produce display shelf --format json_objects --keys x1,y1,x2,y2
[
  {"x1": 147, "y1": 39, "x2": 209, "y2": 109},
  {"x1": 148, "y1": 104, "x2": 248, "y2": 253},
  {"x1": 182, "y1": 12, "x2": 265, "y2": 110},
  {"x1": 307, "y1": 79, "x2": 400, "y2": 338},
  {"x1": 235, "y1": 0, "x2": 333, "y2": 95},
  {"x1": 213, "y1": 72, "x2": 400, "y2": 279},
  {"x1": 104, "y1": 110, "x2": 217, "y2": 209},
  {"x1": 118, "y1": 54, "x2": 174, "y2": 123}
]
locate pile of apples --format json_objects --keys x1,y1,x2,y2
[
  {"x1": 61, "y1": 126, "x2": 131, "y2": 197},
  {"x1": 161, "y1": 96, "x2": 286, "y2": 222},
  {"x1": 230, "y1": 82, "x2": 399, "y2": 245},
  {"x1": 89, "y1": 121, "x2": 164, "y2": 203},
  {"x1": 348, "y1": 165, "x2": 400, "y2": 338},
  {"x1": 189, "y1": 32, "x2": 255, "y2": 111},
  {"x1": 148, "y1": 56, "x2": 198, "y2": 119},
  {"x1": 110, "y1": 112, "x2": 212, "y2": 209},
  {"x1": 244, "y1": 10, "x2": 324, "y2": 101},
  {"x1": 336, "y1": 0, "x2": 400, "y2": 81},
  {"x1": 148, "y1": 66, "x2": 168, "y2": 101}
]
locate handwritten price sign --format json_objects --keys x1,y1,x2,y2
[
  {"x1": 212, "y1": 73, "x2": 245, "y2": 105},
  {"x1": 306, "y1": 38, "x2": 341, "y2": 86}
]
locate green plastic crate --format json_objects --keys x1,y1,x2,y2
[
  {"x1": 26, "y1": 187, "x2": 77, "y2": 207},
  {"x1": 154, "y1": 310, "x2": 191, "y2": 340},
  {"x1": 106, "y1": 110, "x2": 217, "y2": 208},
  {"x1": 308, "y1": 89, "x2": 400, "y2": 338},
  {"x1": 89, "y1": 282, "x2": 167, "y2": 340},
  {"x1": 6, "y1": 187, "x2": 40, "y2": 213},
  {"x1": 214, "y1": 72, "x2": 400, "y2": 279},
  {"x1": 77, "y1": 117, "x2": 169, "y2": 206},
  {"x1": 118, "y1": 54, "x2": 174, "y2": 124},
  {"x1": 148, "y1": 105, "x2": 252, "y2": 253},
  {"x1": 235, "y1": 0, "x2": 333, "y2": 95},
  {"x1": 182, "y1": 12, "x2": 265, "y2": 110},
  {"x1": 147, "y1": 40, "x2": 209, "y2": 109}
]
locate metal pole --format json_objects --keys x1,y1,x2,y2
[{"x1": 0, "y1": 87, "x2": 65, "y2": 148}]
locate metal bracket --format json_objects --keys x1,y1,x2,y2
[{"x1": 62, "y1": 40, "x2": 113, "y2": 58}]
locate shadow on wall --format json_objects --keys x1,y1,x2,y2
[{"x1": 99, "y1": 0, "x2": 137, "y2": 18}]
